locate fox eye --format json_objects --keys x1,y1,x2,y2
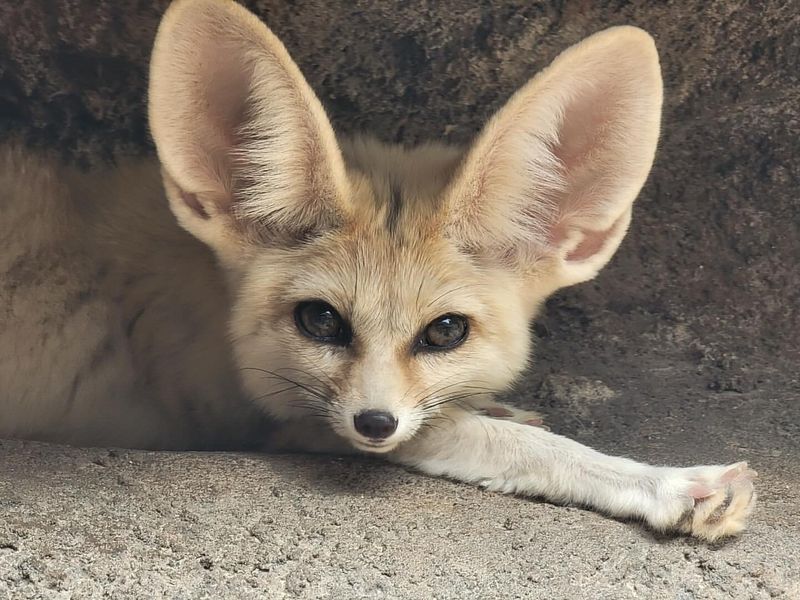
[
  {"x1": 418, "y1": 314, "x2": 469, "y2": 352},
  {"x1": 294, "y1": 301, "x2": 350, "y2": 346}
]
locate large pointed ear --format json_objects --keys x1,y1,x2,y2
[
  {"x1": 148, "y1": 0, "x2": 350, "y2": 264},
  {"x1": 441, "y1": 26, "x2": 663, "y2": 292}
]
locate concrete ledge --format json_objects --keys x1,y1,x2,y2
[{"x1": 1, "y1": 438, "x2": 798, "y2": 599}]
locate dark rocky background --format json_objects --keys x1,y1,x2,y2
[{"x1": 1, "y1": 1, "x2": 798, "y2": 597}]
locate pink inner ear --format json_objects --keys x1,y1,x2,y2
[
  {"x1": 555, "y1": 211, "x2": 627, "y2": 262},
  {"x1": 565, "y1": 224, "x2": 613, "y2": 261},
  {"x1": 202, "y1": 43, "x2": 252, "y2": 138},
  {"x1": 552, "y1": 83, "x2": 614, "y2": 174},
  {"x1": 161, "y1": 27, "x2": 255, "y2": 207},
  {"x1": 542, "y1": 82, "x2": 629, "y2": 263}
]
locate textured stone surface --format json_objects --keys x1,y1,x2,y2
[
  {"x1": 1, "y1": 440, "x2": 798, "y2": 599},
  {"x1": 1, "y1": 0, "x2": 798, "y2": 598}
]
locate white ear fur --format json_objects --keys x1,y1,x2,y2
[
  {"x1": 148, "y1": 0, "x2": 350, "y2": 262},
  {"x1": 442, "y1": 26, "x2": 663, "y2": 290}
]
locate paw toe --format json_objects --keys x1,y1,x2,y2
[{"x1": 686, "y1": 465, "x2": 757, "y2": 541}]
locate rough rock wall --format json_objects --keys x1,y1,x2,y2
[{"x1": 1, "y1": 0, "x2": 798, "y2": 385}]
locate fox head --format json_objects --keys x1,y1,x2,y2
[{"x1": 148, "y1": 0, "x2": 662, "y2": 453}]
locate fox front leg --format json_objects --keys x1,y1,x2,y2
[{"x1": 390, "y1": 412, "x2": 756, "y2": 541}]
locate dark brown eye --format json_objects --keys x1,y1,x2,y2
[
  {"x1": 294, "y1": 301, "x2": 350, "y2": 346},
  {"x1": 418, "y1": 314, "x2": 469, "y2": 351}
]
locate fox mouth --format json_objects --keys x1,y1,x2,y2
[{"x1": 350, "y1": 438, "x2": 398, "y2": 454}]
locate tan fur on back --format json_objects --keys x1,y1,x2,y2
[{"x1": 0, "y1": 145, "x2": 255, "y2": 447}]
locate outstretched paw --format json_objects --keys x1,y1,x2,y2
[{"x1": 672, "y1": 462, "x2": 757, "y2": 541}]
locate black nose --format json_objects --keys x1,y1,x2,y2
[{"x1": 353, "y1": 410, "x2": 398, "y2": 439}]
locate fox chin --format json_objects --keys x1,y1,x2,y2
[{"x1": 0, "y1": 0, "x2": 755, "y2": 542}]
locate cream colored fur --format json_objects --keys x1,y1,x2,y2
[{"x1": 0, "y1": 0, "x2": 755, "y2": 542}]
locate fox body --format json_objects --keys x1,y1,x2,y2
[{"x1": 0, "y1": 0, "x2": 755, "y2": 541}]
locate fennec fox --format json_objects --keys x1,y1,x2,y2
[{"x1": 0, "y1": 0, "x2": 755, "y2": 541}]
